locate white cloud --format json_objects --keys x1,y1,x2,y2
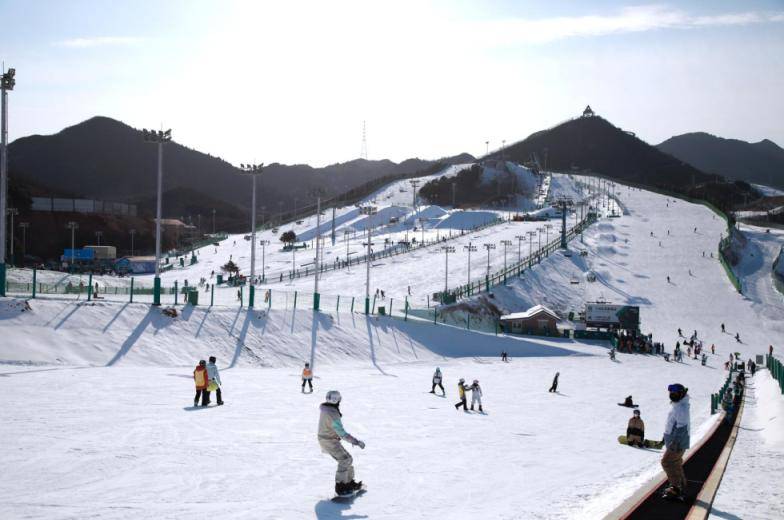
[
  {"x1": 464, "y1": 5, "x2": 784, "y2": 45},
  {"x1": 55, "y1": 36, "x2": 143, "y2": 48}
]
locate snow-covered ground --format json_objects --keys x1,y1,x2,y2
[
  {"x1": 3, "y1": 175, "x2": 782, "y2": 519},
  {"x1": 752, "y1": 183, "x2": 784, "y2": 198},
  {"x1": 709, "y1": 369, "x2": 784, "y2": 520}
]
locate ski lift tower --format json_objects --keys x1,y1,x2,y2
[{"x1": 554, "y1": 197, "x2": 574, "y2": 249}]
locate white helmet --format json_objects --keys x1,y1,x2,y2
[{"x1": 326, "y1": 390, "x2": 342, "y2": 404}]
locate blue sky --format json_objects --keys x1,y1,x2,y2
[{"x1": 2, "y1": 0, "x2": 783, "y2": 166}]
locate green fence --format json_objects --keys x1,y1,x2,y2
[{"x1": 767, "y1": 355, "x2": 784, "y2": 395}]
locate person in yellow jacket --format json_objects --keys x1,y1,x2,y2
[
  {"x1": 302, "y1": 362, "x2": 313, "y2": 393},
  {"x1": 193, "y1": 360, "x2": 209, "y2": 407},
  {"x1": 454, "y1": 378, "x2": 469, "y2": 411}
]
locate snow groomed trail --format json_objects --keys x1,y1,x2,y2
[{"x1": 2, "y1": 176, "x2": 783, "y2": 519}]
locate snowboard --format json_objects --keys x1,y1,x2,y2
[
  {"x1": 332, "y1": 485, "x2": 367, "y2": 501},
  {"x1": 617, "y1": 435, "x2": 664, "y2": 449},
  {"x1": 617, "y1": 403, "x2": 639, "y2": 408}
]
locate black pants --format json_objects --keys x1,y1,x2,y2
[
  {"x1": 549, "y1": 382, "x2": 558, "y2": 393},
  {"x1": 455, "y1": 397, "x2": 467, "y2": 410},
  {"x1": 194, "y1": 389, "x2": 210, "y2": 406},
  {"x1": 431, "y1": 382, "x2": 444, "y2": 394},
  {"x1": 215, "y1": 386, "x2": 223, "y2": 404},
  {"x1": 302, "y1": 379, "x2": 313, "y2": 391}
]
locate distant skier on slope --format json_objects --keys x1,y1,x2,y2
[
  {"x1": 548, "y1": 372, "x2": 560, "y2": 393},
  {"x1": 626, "y1": 409, "x2": 645, "y2": 447},
  {"x1": 661, "y1": 384, "x2": 690, "y2": 501},
  {"x1": 468, "y1": 379, "x2": 483, "y2": 412},
  {"x1": 302, "y1": 362, "x2": 313, "y2": 393},
  {"x1": 455, "y1": 378, "x2": 469, "y2": 411},
  {"x1": 430, "y1": 367, "x2": 445, "y2": 396},
  {"x1": 318, "y1": 390, "x2": 365, "y2": 497}
]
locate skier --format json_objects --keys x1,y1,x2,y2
[
  {"x1": 469, "y1": 379, "x2": 483, "y2": 412},
  {"x1": 193, "y1": 360, "x2": 209, "y2": 407},
  {"x1": 454, "y1": 378, "x2": 469, "y2": 411},
  {"x1": 302, "y1": 362, "x2": 313, "y2": 393},
  {"x1": 609, "y1": 348, "x2": 616, "y2": 360},
  {"x1": 770, "y1": 345, "x2": 774, "y2": 357},
  {"x1": 548, "y1": 372, "x2": 560, "y2": 393},
  {"x1": 206, "y1": 356, "x2": 223, "y2": 405},
  {"x1": 501, "y1": 350, "x2": 508, "y2": 362},
  {"x1": 701, "y1": 353, "x2": 707, "y2": 366},
  {"x1": 626, "y1": 409, "x2": 645, "y2": 447},
  {"x1": 661, "y1": 384, "x2": 690, "y2": 501},
  {"x1": 430, "y1": 367, "x2": 445, "y2": 395},
  {"x1": 735, "y1": 332, "x2": 741, "y2": 343},
  {"x1": 318, "y1": 390, "x2": 365, "y2": 497},
  {"x1": 677, "y1": 328, "x2": 682, "y2": 337},
  {"x1": 711, "y1": 344, "x2": 715, "y2": 354},
  {"x1": 667, "y1": 276, "x2": 671, "y2": 283}
]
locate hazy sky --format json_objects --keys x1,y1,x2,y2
[{"x1": 2, "y1": 0, "x2": 783, "y2": 166}]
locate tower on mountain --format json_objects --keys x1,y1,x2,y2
[{"x1": 582, "y1": 105, "x2": 595, "y2": 118}]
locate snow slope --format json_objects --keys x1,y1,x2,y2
[{"x1": 709, "y1": 369, "x2": 784, "y2": 520}]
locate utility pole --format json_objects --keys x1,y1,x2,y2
[
  {"x1": 8, "y1": 207, "x2": 17, "y2": 265},
  {"x1": 483, "y1": 242, "x2": 495, "y2": 278},
  {"x1": 95, "y1": 230, "x2": 103, "y2": 247},
  {"x1": 464, "y1": 242, "x2": 476, "y2": 286},
  {"x1": 239, "y1": 163, "x2": 264, "y2": 307},
  {"x1": 19, "y1": 222, "x2": 28, "y2": 260},
  {"x1": 442, "y1": 246, "x2": 455, "y2": 294},
  {"x1": 0, "y1": 66, "x2": 16, "y2": 294},
  {"x1": 537, "y1": 227, "x2": 543, "y2": 250},
  {"x1": 515, "y1": 235, "x2": 525, "y2": 263},
  {"x1": 544, "y1": 223, "x2": 553, "y2": 245},
  {"x1": 314, "y1": 194, "x2": 322, "y2": 310},
  {"x1": 343, "y1": 229, "x2": 351, "y2": 271},
  {"x1": 143, "y1": 127, "x2": 172, "y2": 305},
  {"x1": 500, "y1": 239, "x2": 511, "y2": 277},
  {"x1": 130, "y1": 229, "x2": 136, "y2": 256},
  {"x1": 363, "y1": 206, "x2": 377, "y2": 314},
  {"x1": 66, "y1": 221, "x2": 78, "y2": 270},
  {"x1": 260, "y1": 239, "x2": 269, "y2": 283},
  {"x1": 527, "y1": 231, "x2": 536, "y2": 258}
]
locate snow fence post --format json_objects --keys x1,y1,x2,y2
[
  {"x1": 32, "y1": 268, "x2": 37, "y2": 298},
  {"x1": 433, "y1": 309, "x2": 437, "y2": 324},
  {"x1": 240, "y1": 285, "x2": 243, "y2": 308},
  {"x1": 467, "y1": 315, "x2": 470, "y2": 330},
  {"x1": 404, "y1": 296, "x2": 408, "y2": 321},
  {"x1": 427, "y1": 294, "x2": 430, "y2": 308},
  {"x1": 249, "y1": 285, "x2": 255, "y2": 308},
  {"x1": 87, "y1": 273, "x2": 93, "y2": 302},
  {"x1": 389, "y1": 298, "x2": 392, "y2": 316},
  {"x1": 268, "y1": 290, "x2": 272, "y2": 310},
  {"x1": 313, "y1": 292, "x2": 320, "y2": 311},
  {"x1": 0, "y1": 263, "x2": 4, "y2": 297},
  {"x1": 210, "y1": 283, "x2": 214, "y2": 307},
  {"x1": 293, "y1": 291, "x2": 298, "y2": 310},
  {"x1": 174, "y1": 281, "x2": 178, "y2": 305},
  {"x1": 129, "y1": 278, "x2": 134, "y2": 303},
  {"x1": 336, "y1": 295, "x2": 340, "y2": 312},
  {"x1": 485, "y1": 275, "x2": 490, "y2": 292},
  {"x1": 372, "y1": 294, "x2": 376, "y2": 314}
]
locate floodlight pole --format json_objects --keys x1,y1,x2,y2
[
  {"x1": 516, "y1": 235, "x2": 525, "y2": 263},
  {"x1": 19, "y1": 222, "x2": 28, "y2": 260},
  {"x1": 260, "y1": 240, "x2": 269, "y2": 283},
  {"x1": 8, "y1": 207, "x2": 17, "y2": 265},
  {"x1": 0, "y1": 66, "x2": 15, "y2": 295},
  {"x1": 464, "y1": 243, "x2": 476, "y2": 286},
  {"x1": 67, "y1": 221, "x2": 78, "y2": 270},
  {"x1": 130, "y1": 229, "x2": 136, "y2": 256},
  {"x1": 239, "y1": 163, "x2": 264, "y2": 307},
  {"x1": 313, "y1": 195, "x2": 321, "y2": 310},
  {"x1": 365, "y1": 225, "x2": 371, "y2": 314},
  {"x1": 143, "y1": 127, "x2": 172, "y2": 305},
  {"x1": 443, "y1": 246, "x2": 454, "y2": 293}
]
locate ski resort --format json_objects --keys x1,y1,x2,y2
[{"x1": 2, "y1": 3, "x2": 784, "y2": 519}]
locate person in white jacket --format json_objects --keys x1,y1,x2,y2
[
  {"x1": 469, "y1": 379, "x2": 483, "y2": 412},
  {"x1": 661, "y1": 383, "x2": 690, "y2": 499},
  {"x1": 206, "y1": 356, "x2": 224, "y2": 406}
]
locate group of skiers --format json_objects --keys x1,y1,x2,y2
[{"x1": 192, "y1": 356, "x2": 223, "y2": 407}]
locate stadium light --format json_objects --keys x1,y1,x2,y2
[
  {"x1": 143, "y1": 127, "x2": 172, "y2": 305},
  {"x1": 239, "y1": 163, "x2": 264, "y2": 307}
]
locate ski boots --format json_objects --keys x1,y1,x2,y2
[
  {"x1": 348, "y1": 479, "x2": 363, "y2": 491},
  {"x1": 662, "y1": 486, "x2": 684, "y2": 501}
]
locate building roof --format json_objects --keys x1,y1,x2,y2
[{"x1": 500, "y1": 304, "x2": 559, "y2": 321}]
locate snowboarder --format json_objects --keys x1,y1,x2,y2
[
  {"x1": 661, "y1": 384, "x2": 690, "y2": 501},
  {"x1": 622, "y1": 395, "x2": 635, "y2": 407},
  {"x1": 193, "y1": 360, "x2": 210, "y2": 407},
  {"x1": 318, "y1": 390, "x2": 365, "y2": 497},
  {"x1": 454, "y1": 378, "x2": 469, "y2": 411},
  {"x1": 626, "y1": 409, "x2": 645, "y2": 447},
  {"x1": 609, "y1": 348, "x2": 616, "y2": 360},
  {"x1": 302, "y1": 362, "x2": 314, "y2": 393},
  {"x1": 501, "y1": 351, "x2": 508, "y2": 362},
  {"x1": 469, "y1": 379, "x2": 483, "y2": 412},
  {"x1": 548, "y1": 372, "x2": 560, "y2": 393},
  {"x1": 430, "y1": 367, "x2": 445, "y2": 395},
  {"x1": 701, "y1": 354, "x2": 707, "y2": 366},
  {"x1": 207, "y1": 356, "x2": 223, "y2": 405}
]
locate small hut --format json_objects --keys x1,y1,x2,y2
[{"x1": 500, "y1": 304, "x2": 559, "y2": 335}]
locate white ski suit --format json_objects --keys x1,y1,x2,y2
[{"x1": 469, "y1": 383, "x2": 482, "y2": 409}]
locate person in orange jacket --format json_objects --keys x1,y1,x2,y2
[
  {"x1": 302, "y1": 362, "x2": 314, "y2": 393},
  {"x1": 193, "y1": 360, "x2": 209, "y2": 407}
]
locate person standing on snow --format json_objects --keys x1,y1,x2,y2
[
  {"x1": 318, "y1": 390, "x2": 365, "y2": 496},
  {"x1": 469, "y1": 379, "x2": 483, "y2": 412},
  {"x1": 302, "y1": 362, "x2": 314, "y2": 393},
  {"x1": 548, "y1": 372, "x2": 560, "y2": 393},
  {"x1": 430, "y1": 367, "x2": 445, "y2": 396},
  {"x1": 661, "y1": 384, "x2": 690, "y2": 500},
  {"x1": 626, "y1": 409, "x2": 645, "y2": 447},
  {"x1": 193, "y1": 360, "x2": 209, "y2": 407},
  {"x1": 454, "y1": 378, "x2": 469, "y2": 411},
  {"x1": 206, "y1": 356, "x2": 223, "y2": 405}
]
